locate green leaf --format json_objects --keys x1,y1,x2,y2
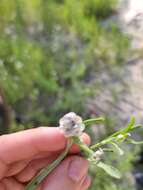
[
  {"x1": 83, "y1": 117, "x2": 105, "y2": 126},
  {"x1": 102, "y1": 148, "x2": 114, "y2": 152},
  {"x1": 127, "y1": 139, "x2": 143, "y2": 145},
  {"x1": 125, "y1": 116, "x2": 136, "y2": 132},
  {"x1": 111, "y1": 143, "x2": 124, "y2": 155},
  {"x1": 97, "y1": 162, "x2": 121, "y2": 179},
  {"x1": 130, "y1": 124, "x2": 142, "y2": 132},
  {"x1": 110, "y1": 118, "x2": 141, "y2": 138}
]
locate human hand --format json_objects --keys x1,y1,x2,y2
[{"x1": 0, "y1": 127, "x2": 91, "y2": 190}]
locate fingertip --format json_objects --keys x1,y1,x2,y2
[
  {"x1": 0, "y1": 127, "x2": 68, "y2": 163},
  {"x1": 81, "y1": 175, "x2": 91, "y2": 189},
  {"x1": 81, "y1": 133, "x2": 91, "y2": 146},
  {"x1": 33, "y1": 127, "x2": 67, "y2": 151}
]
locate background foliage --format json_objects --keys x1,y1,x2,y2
[{"x1": 0, "y1": 0, "x2": 142, "y2": 190}]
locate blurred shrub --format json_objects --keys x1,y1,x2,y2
[
  {"x1": 0, "y1": 1, "x2": 139, "y2": 190},
  {"x1": 0, "y1": 0, "x2": 129, "y2": 125},
  {"x1": 84, "y1": 0, "x2": 117, "y2": 19},
  {"x1": 89, "y1": 145, "x2": 138, "y2": 190}
]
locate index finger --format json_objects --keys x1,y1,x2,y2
[{"x1": 0, "y1": 127, "x2": 90, "y2": 164}]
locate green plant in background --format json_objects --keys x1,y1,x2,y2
[
  {"x1": 90, "y1": 148, "x2": 137, "y2": 190},
  {"x1": 84, "y1": 0, "x2": 117, "y2": 19},
  {"x1": 0, "y1": 0, "x2": 141, "y2": 190},
  {"x1": 25, "y1": 113, "x2": 143, "y2": 190},
  {"x1": 0, "y1": 0, "x2": 130, "y2": 126}
]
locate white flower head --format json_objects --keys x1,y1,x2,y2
[
  {"x1": 93, "y1": 148, "x2": 104, "y2": 161},
  {"x1": 59, "y1": 112, "x2": 85, "y2": 137}
]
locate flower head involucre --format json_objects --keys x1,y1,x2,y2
[{"x1": 59, "y1": 112, "x2": 85, "y2": 137}]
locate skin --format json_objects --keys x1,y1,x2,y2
[{"x1": 0, "y1": 127, "x2": 91, "y2": 190}]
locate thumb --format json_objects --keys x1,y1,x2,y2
[{"x1": 42, "y1": 156, "x2": 90, "y2": 190}]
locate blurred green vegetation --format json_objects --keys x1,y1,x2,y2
[
  {"x1": 0, "y1": 0, "x2": 129, "y2": 125},
  {"x1": 90, "y1": 145, "x2": 139, "y2": 190},
  {"x1": 0, "y1": 0, "x2": 140, "y2": 190}
]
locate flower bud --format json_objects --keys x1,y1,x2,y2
[
  {"x1": 117, "y1": 134, "x2": 124, "y2": 140},
  {"x1": 93, "y1": 148, "x2": 104, "y2": 161}
]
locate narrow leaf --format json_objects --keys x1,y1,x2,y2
[
  {"x1": 127, "y1": 139, "x2": 143, "y2": 145},
  {"x1": 130, "y1": 124, "x2": 142, "y2": 132},
  {"x1": 125, "y1": 116, "x2": 136, "y2": 132},
  {"x1": 111, "y1": 143, "x2": 124, "y2": 155},
  {"x1": 97, "y1": 162, "x2": 121, "y2": 179},
  {"x1": 83, "y1": 117, "x2": 105, "y2": 126}
]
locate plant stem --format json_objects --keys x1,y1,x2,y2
[
  {"x1": 73, "y1": 136, "x2": 94, "y2": 157},
  {"x1": 25, "y1": 139, "x2": 73, "y2": 190},
  {"x1": 90, "y1": 138, "x2": 114, "y2": 150},
  {"x1": 83, "y1": 117, "x2": 104, "y2": 126}
]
